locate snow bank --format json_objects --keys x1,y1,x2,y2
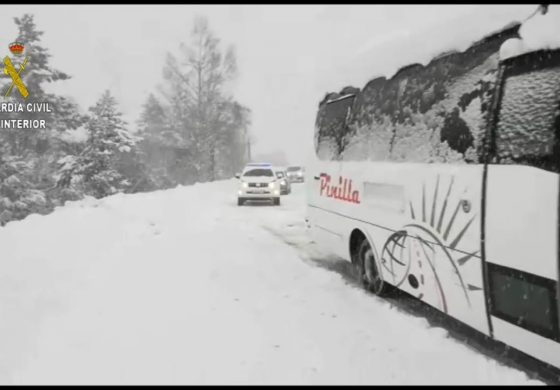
[
  {"x1": 500, "y1": 5, "x2": 560, "y2": 60},
  {"x1": 0, "y1": 181, "x2": 544, "y2": 384}
]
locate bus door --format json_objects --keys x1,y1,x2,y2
[{"x1": 484, "y1": 49, "x2": 560, "y2": 366}]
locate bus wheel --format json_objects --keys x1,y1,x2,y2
[{"x1": 357, "y1": 238, "x2": 388, "y2": 296}]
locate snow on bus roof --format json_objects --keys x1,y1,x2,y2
[
  {"x1": 500, "y1": 5, "x2": 560, "y2": 60},
  {"x1": 322, "y1": 5, "x2": 542, "y2": 100}
]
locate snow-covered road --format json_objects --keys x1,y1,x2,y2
[{"x1": 0, "y1": 181, "x2": 544, "y2": 384}]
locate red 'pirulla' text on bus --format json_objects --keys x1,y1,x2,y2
[{"x1": 320, "y1": 174, "x2": 360, "y2": 204}]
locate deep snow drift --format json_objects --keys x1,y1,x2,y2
[{"x1": 0, "y1": 180, "x2": 543, "y2": 384}]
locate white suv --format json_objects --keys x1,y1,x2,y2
[{"x1": 236, "y1": 164, "x2": 281, "y2": 206}]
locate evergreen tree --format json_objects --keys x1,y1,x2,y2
[
  {"x1": 138, "y1": 94, "x2": 171, "y2": 145},
  {"x1": 58, "y1": 91, "x2": 136, "y2": 198},
  {"x1": 0, "y1": 157, "x2": 49, "y2": 225},
  {"x1": 0, "y1": 14, "x2": 86, "y2": 225},
  {"x1": 0, "y1": 14, "x2": 85, "y2": 156},
  {"x1": 137, "y1": 93, "x2": 194, "y2": 187},
  {"x1": 13, "y1": 14, "x2": 70, "y2": 94},
  {"x1": 214, "y1": 101, "x2": 251, "y2": 177},
  {"x1": 136, "y1": 94, "x2": 175, "y2": 188}
]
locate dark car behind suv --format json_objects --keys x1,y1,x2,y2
[{"x1": 286, "y1": 166, "x2": 305, "y2": 183}]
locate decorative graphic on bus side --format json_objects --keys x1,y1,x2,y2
[
  {"x1": 319, "y1": 174, "x2": 360, "y2": 204},
  {"x1": 380, "y1": 175, "x2": 482, "y2": 314}
]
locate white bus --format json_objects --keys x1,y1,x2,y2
[{"x1": 306, "y1": 5, "x2": 560, "y2": 371}]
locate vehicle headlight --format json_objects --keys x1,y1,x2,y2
[
  {"x1": 268, "y1": 182, "x2": 275, "y2": 188},
  {"x1": 281, "y1": 180, "x2": 286, "y2": 185},
  {"x1": 242, "y1": 182, "x2": 248, "y2": 188}
]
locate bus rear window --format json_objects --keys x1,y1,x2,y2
[
  {"x1": 494, "y1": 52, "x2": 560, "y2": 171},
  {"x1": 316, "y1": 94, "x2": 356, "y2": 160}
]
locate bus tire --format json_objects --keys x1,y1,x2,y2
[{"x1": 356, "y1": 237, "x2": 389, "y2": 296}]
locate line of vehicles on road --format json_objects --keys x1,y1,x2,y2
[{"x1": 235, "y1": 163, "x2": 305, "y2": 206}]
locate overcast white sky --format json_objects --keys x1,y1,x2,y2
[{"x1": 0, "y1": 5, "x2": 536, "y2": 164}]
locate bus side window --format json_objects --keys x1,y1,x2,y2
[{"x1": 492, "y1": 50, "x2": 560, "y2": 173}]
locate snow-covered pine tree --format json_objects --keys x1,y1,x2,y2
[
  {"x1": 137, "y1": 94, "x2": 172, "y2": 187},
  {"x1": 0, "y1": 157, "x2": 49, "y2": 225},
  {"x1": 214, "y1": 100, "x2": 251, "y2": 178},
  {"x1": 136, "y1": 93, "x2": 195, "y2": 187},
  {"x1": 59, "y1": 91, "x2": 136, "y2": 199},
  {"x1": 0, "y1": 14, "x2": 86, "y2": 225},
  {"x1": 0, "y1": 14, "x2": 85, "y2": 156},
  {"x1": 138, "y1": 94, "x2": 171, "y2": 145}
]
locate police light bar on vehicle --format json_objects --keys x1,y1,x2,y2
[{"x1": 246, "y1": 163, "x2": 273, "y2": 167}]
